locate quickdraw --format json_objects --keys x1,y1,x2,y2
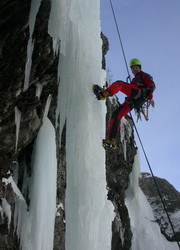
[{"x1": 135, "y1": 99, "x2": 155, "y2": 122}]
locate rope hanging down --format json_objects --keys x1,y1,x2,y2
[
  {"x1": 108, "y1": 0, "x2": 180, "y2": 248},
  {"x1": 109, "y1": 0, "x2": 130, "y2": 77}
]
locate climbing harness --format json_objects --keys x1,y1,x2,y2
[
  {"x1": 126, "y1": 74, "x2": 155, "y2": 122},
  {"x1": 108, "y1": 0, "x2": 180, "y2": 248}
]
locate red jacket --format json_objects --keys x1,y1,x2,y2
[{"x1": 131, "y1": 71, "x2": 154, "y2": 99}]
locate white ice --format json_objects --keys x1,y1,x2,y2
[
  {"x1": 29, "y1": 118, "x2": 57, "y2": 250},
  {"x1": 49, "y1": 0, "x2": 114, "y2": 249},
  {"x1": 0, "y1": 198, "x2": 11, "y2": 229},
  {"x1": 35, "y1": 82, "x2": 43, "y2": 99},
  {"x1": 43, "y1": 94, "x2": 52, "y2": 122},
  {"x1": 23, "y1": 0, "x2": 41, "y2": 91},
  {"x1": 2, "y1": 176, "x2": 30, "y2": 248},
  {"x1": 3, "y1": 118, "x2": 57, "y2": 250}
]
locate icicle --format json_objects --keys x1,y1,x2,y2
[
  {"x1": 23, "y1": 0, "x2": 42, "y2": 92},
  {"x1": 36, "y1": 82, "x2": 43, "y2": 99},
  {"x1": 23, "y1": 39, "x2": 34, "y2": 92},
  {"x1": 15, "y1": 107, "x2": 21, "y2": 151},
  {"x1": 36, "y1": 82, "x2": 48, "y2": 99},
  {"x1": 52, "y1": 38, "x2": 60, "y2": 56},
  {"x1": 2, "y1": 176, "x2": 30, "y2": 248},
  {"x1": 120, "y1": 117, "x2": 133, "y2": 160},
  {"x1": 43, "y1": 94, "x2": 52, "y2": 122},
  {"x1": 1, "y1": 198, "x2": 12, "y2": 230}
]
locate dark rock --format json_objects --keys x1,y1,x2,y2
[
  {"x1": 53, "y1": 118, "x2": 66, "y2": 250},
  {"x1": 105, "y1": 97, "x2": 137, "y2": 249},
  {"x1": 140, "y1": 172, "x2": 180, "y2": 241},
  {"x1": 101, "y1": 32, "x2": 109, "y2": 70},
  {"x1": 0, "y1": 0, "x2": 59, "y2": 248}
]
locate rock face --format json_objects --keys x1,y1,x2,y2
[
  {"x1": 0, "y1": 0, "x2": 59, "y2": 248},
  {"x1": 1, "y1": 0, "x2": 58, "y2": 153},
  {"x1": 54, "y1": 121, "x2": 66, "y2": 250},
  {"x1": 105, "y1": 97, "x2": 137, "y2": 250},
  {"x1": 101, "y1": 32, "x2": 109, "y2": 70},
  {"x1": 0, "y1": 0, "x2": 58, "y2": 155},
  {"x1": 140, "y1": 172, "x2": 180, "y2": 241}
]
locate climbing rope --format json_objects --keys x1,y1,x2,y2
[
  {"x1": 108, "y1": 0, "x2": 180, "y2": 248},
  {"x1": 109, "y1": 0, "x2": 130, "y2": 77}
]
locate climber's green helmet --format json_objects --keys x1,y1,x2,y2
[{"x1": 130, "y1": 58, "x2": 142, "y2": 68}]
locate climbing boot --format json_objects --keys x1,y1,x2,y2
[
  {"x1": 102, "y1": 138, "x2": 117, "y2": 150},
  {"x1": 92, "y1": 84, "x2": 110, "y2": 100}
]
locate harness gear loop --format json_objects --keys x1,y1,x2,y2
[
  {"x1": 136, "y1": 99, "x2": 155, "y2": 122},
  {"x1": 125, "y1": 70, "x2": 155, "y2": 121}
]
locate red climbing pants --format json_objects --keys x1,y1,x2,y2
[
  {"x1": 106, "y1": 80, "x2": 140, "y2": 96},
  {"x1": 106, "y1": 81, "x2": 140, "y2": 139}
]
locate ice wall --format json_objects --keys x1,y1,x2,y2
[{"x1": 49, "y1": 1, "x2": 114, "y2": 249}]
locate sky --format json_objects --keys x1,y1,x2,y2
[{"x1": 100, "y1": 0, "x2": 180, "y2": 191}]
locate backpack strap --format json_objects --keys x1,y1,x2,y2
[{"x1": 136, "y1": 72, "x2": 156, "y2": 91}]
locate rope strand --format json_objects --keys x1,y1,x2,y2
[
  {"x1": 108, "y1": 0, "x2": 180, "y2": 248},
  {"x1": 109, "y1": 0, "x2": 130, "y2": 77}
]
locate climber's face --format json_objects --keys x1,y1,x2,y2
[{"x1": 131, "y1": 66, "x2": 141, "y2": 76}]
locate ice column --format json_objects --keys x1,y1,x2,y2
[
  {"x1": 43, "y1": 94, "x2": 52, "y2": 122},
  {"x1": 29, "y1": 118, "x2": 57, "y2": 250}
]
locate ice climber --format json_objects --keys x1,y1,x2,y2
[{"x1": 93, "y1": 58, "x2": 155, "y2": 149}]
